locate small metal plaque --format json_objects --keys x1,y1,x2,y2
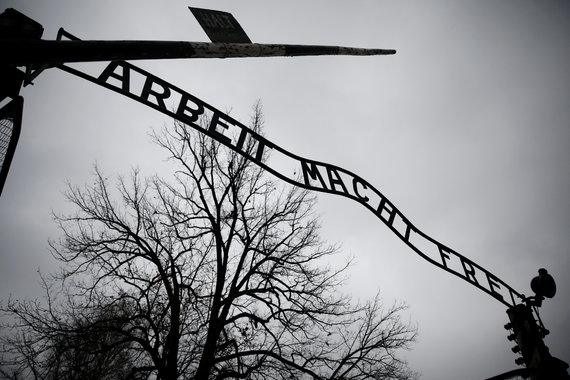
[{"x1": 189, "y1": 7, "x2": 251, "y2": 44}]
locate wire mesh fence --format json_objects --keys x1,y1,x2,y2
[
  {"x1": 0, "y1": 97, "x2": 23, "y2": 196},
  {"x1": 0, "y1": 113, "x2": 14, "y2": 167}
]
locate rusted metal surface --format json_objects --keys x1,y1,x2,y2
[{"x1": 1, "y1": 39, "x2": 396, "y2": 66}]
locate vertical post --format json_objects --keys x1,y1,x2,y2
[{"x1": 505, "y1": 304, "x2": 569, "y2": 379}]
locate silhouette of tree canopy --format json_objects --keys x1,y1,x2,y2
[
  {"x1": 1, "y1": 289, "x2": 137, "y2": 379},
  {"x1": 1, "y1": 104, "x2": 417, "y2": 379}
]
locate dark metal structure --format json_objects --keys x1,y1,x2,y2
[
  {"x1": 1, "y1": 7, "x2": 568, "y2": 379},
  {"x1": 0, "y1": 97, "x2": 23, "y2": 196},
  {"x1": 189, "y1": 6, "x2": 252, "y2": 43},
  {"x1": 1, "y1": 39, "x2": 396, "y2": 66},
  {"x1": 501, "y1": 303, "x2": 569, "y2": 380}
]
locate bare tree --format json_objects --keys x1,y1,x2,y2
[
  {"x1": 1, "y1": 282, "x2": 137, "y2": 380},
  {"x1": 1, "y1": 104, "x2": 417, "y2": 379}
]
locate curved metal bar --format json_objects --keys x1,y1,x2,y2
[{"x1": 55, "y1": 57, "x2": 524, "y2": 308}]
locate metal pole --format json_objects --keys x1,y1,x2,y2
[{"x1": 1, "y1": 39, "x2": 396, "y2": 66}]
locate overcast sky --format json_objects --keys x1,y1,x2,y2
[{"x1": 1, "y1": 1, "x2": 569, "y2": 379}]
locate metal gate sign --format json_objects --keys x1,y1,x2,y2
[
  {"x1": 57, "y1": 52, "x2": 523, "y2": 308},
  {"x1": 6, "y1": 8, "x2": 568, "y2": 375},
  {"x1": 0, "y1": 5, "x2": 525, "y2": 309}
]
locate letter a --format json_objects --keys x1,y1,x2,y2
[{"x1": 98, "y1": 61, "x2": 131, "y2": 92}]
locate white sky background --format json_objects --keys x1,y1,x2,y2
[{"x1": 1, "y1": 1, "x2": 569, "y2": 379}]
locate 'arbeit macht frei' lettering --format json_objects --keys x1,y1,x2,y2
[{"x1": 66, "y1": 59, "x2": 523, "y2": 307}]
